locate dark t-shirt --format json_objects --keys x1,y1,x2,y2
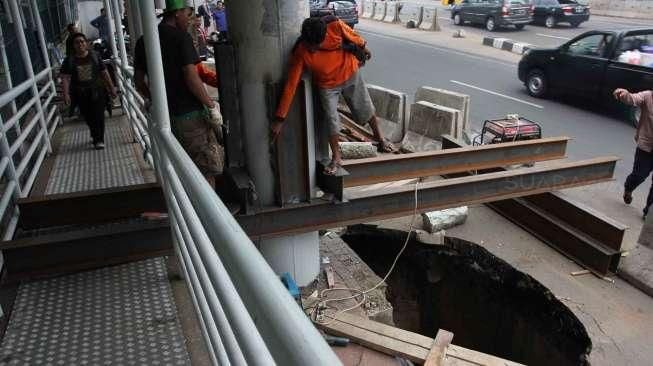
[
  {"x1": 134, "y1": 23, "x2": 202, "y2": 116},
  {"x1": 61, "y1": 51, "x2": 105, "y2": 89}
]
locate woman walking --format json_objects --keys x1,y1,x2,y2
[{"x1": 61, "y1": 33, "x2": 117, "y2": 149}]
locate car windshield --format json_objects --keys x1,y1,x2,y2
[{"x1": 558, "y1": 0, "x2": 579, "y2": 4}]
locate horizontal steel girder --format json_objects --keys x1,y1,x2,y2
[
  {"x1": 237, "y1": 157, "x2": 618, "y2": 238},
  {"x1": 341, "y1": 137, "x2": 570, "y2": 187}
]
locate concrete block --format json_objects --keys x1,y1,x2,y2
[
  {"x1": 415, "y1": 86, "x2": 470, "y2": 137},
  {"x1": 422, "y1": 207, "x2": 468, "y2": 233},
  {"x1": 383, "y1": 1, "x2": 400, "y2": 23},
  {"x1": 400, "y1": 130, "x2": 442, "y2": 152},
  {"x1": 339, "y1": 142, "x2": 377, "y2": 159},
  {"x1": 373, "y1": 1, "x2": 387, "y2": 21},
  {"x1": 416, "y1": 229, "x2": 446, "y2": 245},
  {"x1": 367, "y1": 84, "x2": 407, "y2": 143},
  {"x1": 362, "y1": 1, "x2": 375, "y2": 18},
  {"x1": 407, "y1": 101, "x2": 459, "y2": 140},
  {"x1": 419, "y1": 7, "x2": 440, "y2": 31},
  {"x1": 399, "y1": 3, "x2": 423, "y2": 27}
]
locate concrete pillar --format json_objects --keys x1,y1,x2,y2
[{"x1": 226, "y1": 0, "x2": 319, "y2": 285}]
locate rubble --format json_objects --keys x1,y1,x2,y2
[{"x1": 422, "y1": 206, "x2": 468, "y2": 233}]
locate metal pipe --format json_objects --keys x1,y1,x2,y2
[
  {"x1": 3, "y1": 97, "x2": 37, "y2": 132},
  {"x1": 166, "y1": 213, "x2": 230, "y2": 365},
  {"x1": 7, "y1": 0, "x2": 52, "y2": 154},
  {"x1": 0, "y1": 68, "x2": 49, "y2": 109},
  {"x1": 163, "y1": 178, "x2": 246, "y2": 365},
  {"x1": 29, "y1": 0, "x2": 53, "y2": 92},
  {"x1": 157, "y1": 130, "x2": 341, "y2": 365},
  {"x1": 0, "y1": 22, "x2": 20, "y2": 136},
  {"x1": 163, "y1": 163, "x2": 267, "y2": 366},
  {"x1": 10, "y1": 113, "x2": 40, "y2": 155},
  {"x1": 0, "y1": 117, "x2": 22, "y2": 198},
  {"x1": 168, "y1": 222, "x2": 223, "y2": 366},
  {"x1": 22, "y1": 143, "x2": 47, "y2": 197},
  {"x1": 138, "y1": 0, "x2": 171, "y2": 131}
]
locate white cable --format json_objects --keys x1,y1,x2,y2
[{"x1": 313, "y1": 179, "x2": 421, "y2": 325}]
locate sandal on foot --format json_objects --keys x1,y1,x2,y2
[
  {"x1": 378, "y1": 139, "x2": 397, "y2": 153},
  {"x1": 323, "y1": 160, "x2": 342, "y2": 176}
]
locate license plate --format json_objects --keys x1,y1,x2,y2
[
  {"x1": 515, "y1": 9, "x2": 526, "y2": 15},
  {"x1": 575, "y1": 6, "x2": 584, "y2": 13}
]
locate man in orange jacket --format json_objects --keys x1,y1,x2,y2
[{"x1": 271, "y1": 16, "x2": 394, "y2": 175}]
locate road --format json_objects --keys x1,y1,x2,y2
[
  {"x1": 356, "y1": 23, "x2": 638, "y2": 183},
  {"x1": 404, "y1": 1, "x2": 652, "y2": 48}
]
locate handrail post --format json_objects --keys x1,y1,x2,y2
[
  {"x1": 7, "y1": 0, "x2": 53, "y2": 155},
  {"x1": 0, "y1": 24, "x2": 21, "y2": 137}
]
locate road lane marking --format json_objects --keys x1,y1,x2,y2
[
  {"x1": 450, "y1": 80, "x2": 544, "y2": 109},
  {"x1": 536, "y1": 33, "x2": 571, "y2": 40},
  {"x1": 358, "y1": 29, "x2": 516, "y2": 68}
]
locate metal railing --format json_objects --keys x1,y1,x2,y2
[
  {"x1": 0, "y1": 0, "x2": 57, "y2": 244},
  {"x1": 109, "y1": 1, "x2": 342, "y2": 365}
]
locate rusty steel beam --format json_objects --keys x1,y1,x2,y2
[
  {"x1": 237, "y1": 157, "x2": 617, "y2": 238},
  {"x1": 440, "y1": 135, "x2": 624, "y2": 275},
  {"x1": 341, "y1": 136, "x2": 570, "y2": 187}
]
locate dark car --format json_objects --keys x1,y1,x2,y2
[
  {"x1": 452, "y1": 0, "x2": 533, "y2": 32},
  {"x1": 532, "y1": 0, "x2": 590, "y2": 28},
  {"x1": 310, "y1": 0, "x2": 358, "y2": 28},
  {"x1": 518, "y1": 29, "x2": 653, "y2": 125}
]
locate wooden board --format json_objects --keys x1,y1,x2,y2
[
  {"x1": 319, "y1": 312, "x2": 524, "y2": 366},
  {"x1": 425, "y1": 329, "x2": 454, "y2": 366}
]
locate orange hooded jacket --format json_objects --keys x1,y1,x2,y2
[{"x1": 275, "y1": 19, "x2": 366, "y2": 120}]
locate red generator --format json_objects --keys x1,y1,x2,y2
[{"x1": 473, "y1": 116, "x2": 542, "y2": 146}]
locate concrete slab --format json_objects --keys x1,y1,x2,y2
[
  {"x1": 398, "y1": 2, "x2": 423, "y2": 27},
  {"x1": 415, "y1": 86, "x2": 470, "y2": 136},
  {"x1": 407, "y1": 101, "x2": 459, "y2": 140}
]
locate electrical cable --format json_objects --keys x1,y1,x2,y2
[{"x1": 312, "y1": 178, "x2": 422, "y2": 325}]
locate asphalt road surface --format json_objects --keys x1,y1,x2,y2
[
  {"x1": 437, "y1": 6, "x2": 652, "y2": 47},
  {"x1": 356, "y1": 24, "x2": 638, "y2": 183}
]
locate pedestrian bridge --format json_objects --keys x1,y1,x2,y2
[{"x1": 0, "y1": 1, "x2": 621, "y2": 365}]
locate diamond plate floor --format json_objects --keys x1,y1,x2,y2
[
  {"x1": 0, "y1": 258, "x2": 191, "y2": 366},
  {"x1": 45, "y1": 116, "x2": 150, "y2": 195}
]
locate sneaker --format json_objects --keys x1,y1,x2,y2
[
  {"x1": 94, "y1": 142, "x2": 105, "y2": 150},
  {"x1": 623, "y1": 191, "x2": 633, "y2": 205}
]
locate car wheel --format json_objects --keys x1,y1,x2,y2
[
  {"x1": 545, "y1": 15, "x2": 556, "y2": 28},
  {"x1": 526, "y1": 69, "x2": 547, "y2": 98},
  {"x1": 486, "y1": 16, "x2": 496, "y2": 31},
  {"x1": 569, "y1": 21, "x2": 580, "y2": 28},
  {"x1": 453, "y1": 13, "x2": 463, "y2": 25},
  {"x1": 515, "y1": 24, "x2": 525, "y2": 30}
]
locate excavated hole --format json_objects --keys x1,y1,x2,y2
[{"x1": 342, "y1": 225, "x2": 592, "y2": 366}]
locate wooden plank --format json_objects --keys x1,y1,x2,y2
[
  {"x1": 325, "y1": 266, "x2": 335, "y2": 289},
  {"x1": 425, "y1": 329, "x2": 454, "y2": 366},
  {"x1": 319, "y1": 312, "x2": 524, "y2": 366}
]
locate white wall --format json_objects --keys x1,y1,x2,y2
[
  {"x1": 589, "y1": 0, "x2": 653, "y2": 19},
  {"x1": 78, "y1": 0, "x2": 104, "y2": 40}
]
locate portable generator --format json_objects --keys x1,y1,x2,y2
[{"x1": 473, "y1": 115, "x2": 542, "y2": 146}]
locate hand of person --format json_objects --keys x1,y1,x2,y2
[
  {"x1": 110, "y1": 87, "x2": 118, "y2": 99},
  {"x1": 207, "y1": 104, "x2": 223, "y2": 130},
  {"x1": 64, "y1": 94, "x2": 71, "y2": 106},
  {"x1": 270, "y1": 118, "x2": 285, "y2": 144},
  {"x1": 613, "y1": 88, "x2": 628, "y2": 100},
  {"x1": 364, "y1": 47, "x2": 372, "y2": 61}
]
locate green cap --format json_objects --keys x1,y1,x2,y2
[{"x1": 163, "y1": 0, "x2": 192, "y2": 13}]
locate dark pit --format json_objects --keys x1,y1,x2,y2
[{"x1": 342, "y1": 225, "x2": 592, "y2": 366}]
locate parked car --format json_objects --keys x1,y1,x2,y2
[
  {"x1": 309, "y1": 0, "x2": 358, "y2": 28},
  {"x1": 518, "y1": 29, "x2": 653, "y2": 125},
  {"x1": 532, "y1": 0, "x2": 590, "y2": 28},
  {"x1": 451, "y1": 0, "x2": 533, "y2": 32}
]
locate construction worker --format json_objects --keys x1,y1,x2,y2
[
  {"x1": 616, "y1": 88, "x2": 653, "y2": 219},
  {"x1": 271, "y1": 16, "x2": 395, "y2": 176},
  {"x1": 134, "y1": 0, "x2": 223, "y2": 187}
]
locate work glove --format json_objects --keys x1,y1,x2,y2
[{"x1": 207, "y1": 103, "x2": 224, "y2": 144}]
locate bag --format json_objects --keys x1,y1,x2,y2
[{"x1": 321, "y1": 15, "x2": 368, "y2": 66}]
